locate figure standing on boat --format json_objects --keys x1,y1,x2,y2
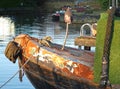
[
  {"x1": 62, "y1": 6, "x2": 73, "y2": 50},
  {"x1": 64, "y1": 6, "x2": 73, "y2": 24}
]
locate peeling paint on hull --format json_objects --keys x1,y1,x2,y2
[{"x1": 8, "y1": 34, "x2": 100, "y2": 89}]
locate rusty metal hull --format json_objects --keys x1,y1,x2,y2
[
  {"x1": 24, "y1": 60, "x2": 99, "y2": 89},
  {"x1": 12, "y1": 34, "x2": 99, "y2": 89}
]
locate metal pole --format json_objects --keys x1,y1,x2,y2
[
  {"x1": 112, "y1": 0, "x2": 115, "y2": 7},
  {"x1": 116, "y1": 0, "x2": 118, "y2": 8},
  {"x1": 62, "y1": 23, "x2": 69, "y2": 50},
  {"x1": 62, "y1": 7, "x2": 72, "y2": 50}
]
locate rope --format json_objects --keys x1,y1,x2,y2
[
  {"x1": 100, "y1": 7, "x2": 115, "y2": 88},
  {"x1": 0, "y1": 55, "x2": 33, "y2": 89},
  {"x1": 0, "y1": 34, "x2": 51, "y2": 88}
]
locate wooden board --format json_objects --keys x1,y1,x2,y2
[{"x1": 74, "y1": 36, "x2": 96, "y2": 47}]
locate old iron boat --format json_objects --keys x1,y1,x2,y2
[
  {"x1": 4, "y1": 34, "x2": 100, "y2": 89},
  {"x1": 4, "y1": 6, "x2": 120, "y2": 89}
]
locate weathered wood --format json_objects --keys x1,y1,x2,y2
[{"x1": 74, "y1": 36, "x2": 96, "y2": 47}]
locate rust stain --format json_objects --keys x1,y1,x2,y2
[{"x1": 15, "y1": 34, "x2": 94, "y2": 81}]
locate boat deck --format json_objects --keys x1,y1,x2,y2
[{"x1": 43, "y1": 43, "x2": 94, "y2": 67}]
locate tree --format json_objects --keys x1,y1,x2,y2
[
  {"x1": 98, "y1": 0, "x2": 109, "y2": 10},
  {"x1": 98, "y1": 0, "x2": 120, "y2": 10}
]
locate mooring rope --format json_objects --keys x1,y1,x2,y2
[
  {"x1": 0, "y1": 56, "x2": 33, "y2": 89},
  {"x1": 100, "y1": 7, "x2": 115, "y2": 88}
]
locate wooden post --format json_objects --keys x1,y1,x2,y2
[
  {"x1": 62, "y1": 7, "x2": 72, "y2": 50},
  {"x1": 62, "y1": 23, "x2": 69, "y2": 50}
]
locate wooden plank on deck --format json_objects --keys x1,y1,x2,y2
[{"x1": 74, "y1": 36, "x2": 96, "y2": 47}]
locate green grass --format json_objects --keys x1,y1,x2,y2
[
  {"x1": 94, "y1": 13, "x2": 108, "y2": 83},
  {"x1": 109, "y1": 19, "x2": 120, "y2": 83},
  {"x1": 94, "y1": 13, "x2": 120, "y2": 84}
]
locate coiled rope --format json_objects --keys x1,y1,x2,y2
[{"x1": 0, "y1": 56, "x2": 33, "y2": 89}]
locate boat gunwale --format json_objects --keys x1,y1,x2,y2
[{"x1": 29, "y1": 40, "x2": 94, "y2": 67}]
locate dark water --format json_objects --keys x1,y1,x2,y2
[{"x1": 0, "y1": 14, "x2": 83, "y2": 89}]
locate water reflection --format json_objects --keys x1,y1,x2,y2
[
  {"x1": 0, "y1": 14, "x2": 81, "y2": 89},
  {"x1": 15, "y1": 14, "x2": 80, "y2": 48},
  {"x1": 0, "y1": 17, "x2": 15, "y2": 41}
]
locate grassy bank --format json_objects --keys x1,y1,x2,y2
[
  {"x1": 94, "y1": 12, "x2": 120, "y2": 84},
  {"x1": 109, "y1": 17, "x2": 120, "y2": 83},
  {"x1": 94, "y1": 12, "x2": 107, "y2": 83},
  {"x1": 43, "y1": 1, "x2": 74, "y2": 12}
]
